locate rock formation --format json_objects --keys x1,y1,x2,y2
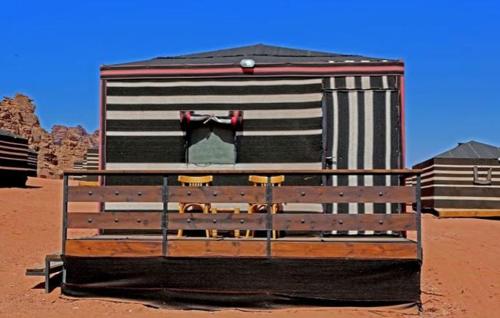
[{"x1": 0, "y1": 94, "x2": 98, "y2": 178}]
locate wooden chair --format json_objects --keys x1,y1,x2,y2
[
  {"x1": 177, "y1": 175, "x2": 213, "y2": 238},
  {"x1": 246, "y1": 175, "x2": 285, "y2": 239}
]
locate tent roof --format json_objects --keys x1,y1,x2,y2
[
  {"x1": 103, "y1": 44, "x2": 400, "y2": 68},
  {"x1": 435, "y1": 140, "x2": 500, "y2": 159}
]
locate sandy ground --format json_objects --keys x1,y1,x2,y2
[{"x1": 0, "y1": 177, "x2": 498, "y2": 318}]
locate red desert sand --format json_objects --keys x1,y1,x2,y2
[{"x1": 0, "y1": 177, "x2": 498, "y2": 317}]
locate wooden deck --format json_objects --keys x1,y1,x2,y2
[
  {"x1": 65, "y1": 235, "x2": 417, "y2": 259},
  {"x1": 61, "y1": 169, "x2": 423, "y2": 262}
]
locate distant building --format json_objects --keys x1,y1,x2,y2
[
  {"x1": 0, "y1": 129, "x2": 37, "y2": 186},
  {"x1": 412, "y1": 140, "x2": 500, "y2": 217}
]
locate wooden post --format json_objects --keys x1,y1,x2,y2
[
  {"x1": 416, "y1": 174, "x2": 422, "y2": 261},
  {"x1": 266, "y1": 177, "x2": 272, "y2": 258},
  {"x1": 162, "y1": 175, "x2": 168, "y2": 256},
  {"x1": 61, "y1": 175, "x2": 68, "y2": 254}
]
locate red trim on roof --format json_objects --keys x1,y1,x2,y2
[{"x1": 100, "y1": 65, "x2": 404, "y2": 77}]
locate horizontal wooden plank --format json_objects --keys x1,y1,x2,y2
[
  {"x1": 68, "y1": 186, "x2": 162, "y2": 202},
  {"x1": 64, "y1": 239, "x2": 417, "y2": 259},
  {"x1": 68, "y1": 185, "x2": 415, "y2": 204},
  {"x1": 272, "y1": 186, "x2": 415, "y2": 203},
  {"x1": 67, "y1": 212, "x2": 416, "y2": 231},
  {"x1": 169, "y1": 186, "x2": 266, "y2": 203},
  {"x1": 168, "y1": 240, "x2": 266, "y2": 257},
  {"x1": 64, "y1": 168, "x2": 422, "y2": 176},
  {"x1": 169, "y1": 212, "x2": 267, "y2": 230},
  {"x1": 67, "y1": 212, "x2": 161, "y2": 229},
  {"x1": 271, "y1": 241, "x2": 417, "y2": 259},
  {"x1": 273, "y1": 213, "x2": 417, "y2": 231},
  {"x1": 65, "y1": 240, "x2": 162, "y2": 257}
]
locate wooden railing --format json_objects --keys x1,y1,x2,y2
[{"x1": 62, "y1": 169, "x2": 422, "y2": 260}]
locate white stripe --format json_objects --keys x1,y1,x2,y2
[
  {"x1": 331, "y1": 90, "x2": 339, "y2": 215},
  {"x1": 106, "y1": 131, "x2": 185, "y2": 136},
  {"x1": 420, "y1": 164, "x2": 500, "y2": 173},
  {"x1": 422, "y1": 196, "x2": 500, "y2": 201},
  {"x1": 107, "y1": 93, "x2": 322, "y2": 105},
  {"x1": 236, "y1": 129, "x2": 322, "y2": 136},
  {"x1": 421, "y1": 169, "x2": 499, "y2": 177},
  {"x1": 382, "y1": 75, "x2": 389, "y2": 89},
  {"x1": 361, "y1": 76, "x2": 371, "y2": 89},
  {"x1": 422, "y1": 184, "x2": 500, "y2": 189},
  {"x1": 364, "y1": 90, "x2": 374, "y2": 232},
  {"x1": 428, "y1": 177, "x2": 500, "y2": 181},
  {"x1": 107, "y1": 79, "x2": 322, "y2": 87},
  {"x1": 348, "y1": 91, "x2": 358, "y2": 234},
  {"x1": 346, "y1": 77, "x2": 356, "y2": 89},
  {"x1": 106, "y1": 108, "x2": 323, "y2": 120},
  {"x1": 105, "y1": 162, "x2": 323, "y2": 170},
  {"x1": 330, "y1": 77, "x2": 336, "y2": 89}
]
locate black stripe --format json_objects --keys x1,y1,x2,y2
[
  {"x1": 107, "y1": 77, "x2": 321, "y2": 83},
  {"x1": 106, "y1": 118, "x2": 322, "y2": 132},
  {"x1": 106, "y1": 136, "x2": 185, "y2": 163},
  {"x1": 433, "y1": 200, "x2": 500, "y2": 209},
  {"x1": 422, "y1": 186, "x2": 500, "y2": 197},
  {"x1": 243, "y1": 118, "x2": 322, "y2": 131},
  {"x1": 105, "y1": 173, "x2": 322, "y2": 186},
  {"x1": 390, "y1": 91, "x2": 400, "y2": 212},
  {"x1": 106, "y1": 101, "x2": 321, "y2": 111},
  {"x1": 433, "y1": 158, "x2": 500, "y2": 166},
  {"x1": 107, "y1": 120, "x2": 182, "y2": 131},
  {"x1": 420, "y1": 166, "x2": 500, "y2": 172},
  {"x1": 372, "y1": 91, "x2": 386, "y2": 214},
  {"x1": 334, "y1": 77, "x2": 346, "y2": 89},
  {"x1": 107, "y1": 84, "x2": 322, "y2": 96},
  {"x1": 336, "y1": 91, "x2": 349, "y2": 219},
  {"x1": 422, "y1": 180, "x2": 500, "y2": 186},
  {"x1": 357, "y1": 91, "x2": 365, "y2": 215},
  {"x1": 239, "y1": 135, "x2": 322, "y2": 163},
  {"x1": 388, "y1": 75, "x2": 398, "y2": 89},
  {"x1": 354, "y1": 76, "x2": 362, "y2": 89},
  {"x1": 370, "y1": 76, "x2": 383, "y2": 89},
  {"x1": 322, "y1": 79, "x2": 333, "y2": 213}
]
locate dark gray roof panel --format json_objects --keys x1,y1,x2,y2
[
  {"x1": 104, "y1": 44, "x2": 400, "y2": 68},
  {"x1": 435, "y1": 140, "x2": 500, "y2": 159}
]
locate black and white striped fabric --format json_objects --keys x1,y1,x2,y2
[
  {"x1": 103, "y1": 76, "x2": 403, "y2": 228},
  {"x1": 82, "y1": 148, "x2": 99, "y2": 181},
  {"x1": 105, "y1": 78, "x2": 323, "y2": 178},
  {"x1": 323, "y1": 76, "x2": 402, "y2": 234},
  {"x1": 105, "y1": 78, "x2": 324, "y2": 212},
  {"x1": 416, "y1": 158, "x2": 500, "y2": 211}
]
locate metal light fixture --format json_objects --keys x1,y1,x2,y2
[{"x1": 240, "y1": 58, "x2": 255, "y2": 68}]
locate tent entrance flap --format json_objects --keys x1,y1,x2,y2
[
  {"x1": 188, "y1": 126, "x2": 236, "y2": 165},
  {"x1": 181, "y1": 111, "x2": 242, "y2": 165}
]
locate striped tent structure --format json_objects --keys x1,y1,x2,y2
[
  {"x1": 99, "y1": 44, "x2": 406, "y2": 230},
  {"x1": 81, "y1": 148, "x2": 99, "y2": 182},
  {"x1": 0, "y1": 129, "x2": 37, "y2": 186},
  {"x1": 413, "y1": 140, "x2": 500, "y2": 218},
  {"x1": 72, "y1": 160, "x2": 84, "y2": 180}
]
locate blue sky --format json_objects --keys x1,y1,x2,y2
[{"x1": 1, "y1": 0, "x2": 499, "y2": 165}]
